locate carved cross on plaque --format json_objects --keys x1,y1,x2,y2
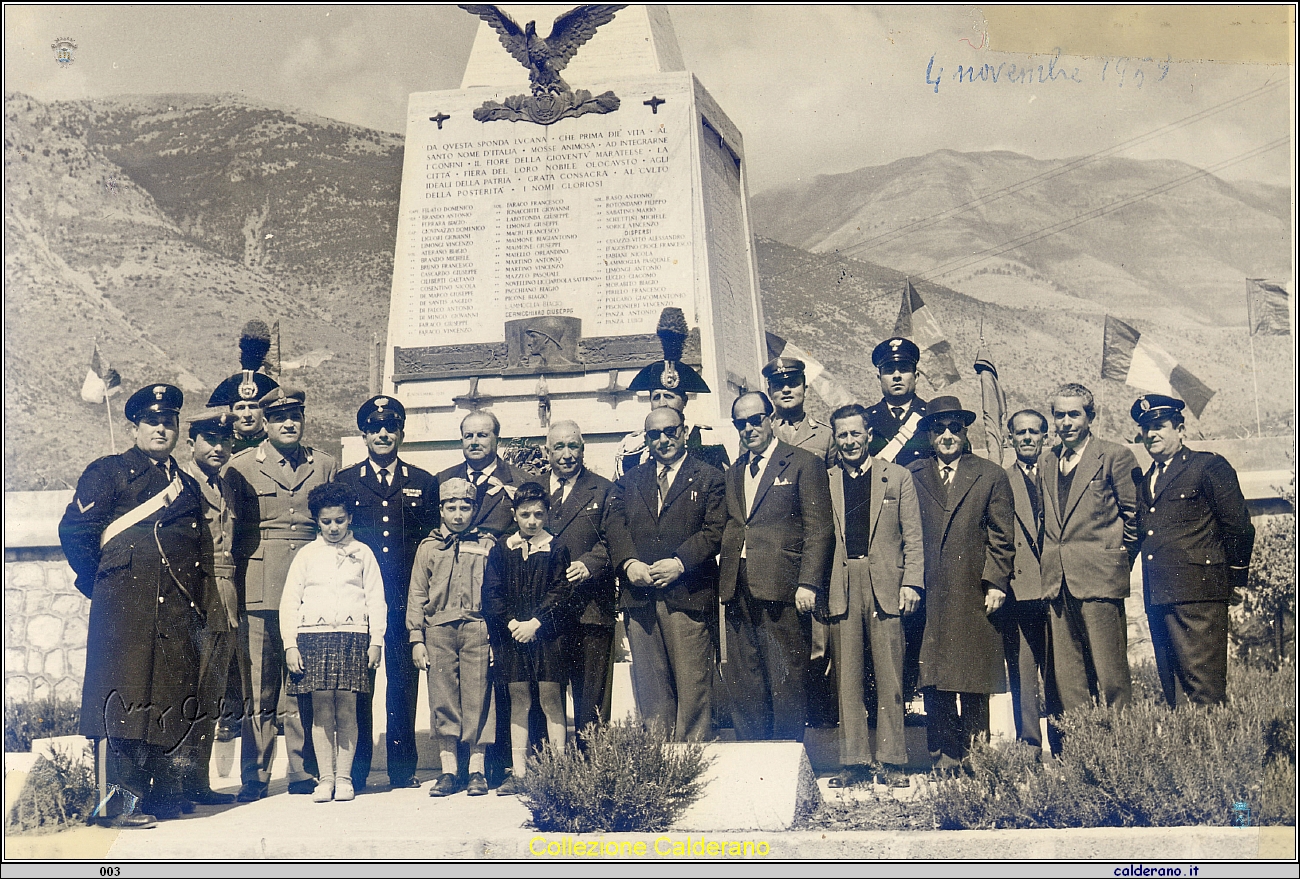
[
  {"x1": 430, "y1": 112, "x2": 451, "y2": 129},
  {"x1": 643, "y1": 96, "x2": 666, "y2": 114}
]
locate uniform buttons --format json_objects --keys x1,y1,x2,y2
[
  {"x1": 158, "y1": 596, "x2": 164, "y2": 603},
  {"x1": 382, "y1": 501, "x2": 389, "y2": 507},
  {"x1": 1148, "y1": 530, "x2": 1154, "y2": 536},
  {"x1": 382, "y1": 547, "x2": 389, "y2": 553},
  {"x1": 382, "y1": 516, "x2": 389, "y2": 523},
  {"x1": 1150, "y1": 507, "x2": 1156, "y2": 513},
  {"x1": 291, "y1": 525, "x2": 298, "y2": 531},
  {"x1": 383, "y1": 531, "x2": 390, "y2": 537},
  {"x1": 289, "y1": 508, "x2": 295, "y2": 514},
  {"x1": 191, "y1": 522, "x2": 197, "y2": 528},
  {"x1": 1148, "y1": 555, "x2": 1154, "y2": 560}
]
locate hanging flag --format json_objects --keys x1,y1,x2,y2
[
  {"x1": 895, "y1": 280, "x2": 961, "y2": 388},
  {"x1": 974, "y1": 345, "x2": 1007, "y2": 464},
  {"x1": 80, "y1": 344, "x2": 122, "y2": 403},
  {"x1": 764, "y1": 331, "x2": 857, "y2": 409},
  {"x1": 1101, "y1": 316, "x2": 1215, "y2": 418},
  {"x1": 1246, "y1": 279, "x2": 1291, "y2": 336}
]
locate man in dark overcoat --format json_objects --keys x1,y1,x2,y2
[
  {"x1": 59, "y1": 384, "x2": 210, "y2": 826},
  {"x1": 336, "y1": 395, "x2": 439, "y2": 789},
  {"x1": 1132, "y1": 394, "x2": 1255, "y2": 707},
  {"x1": 436, "y1": 410, "x2": 521, "y2": 538},
  {"x1": 907, "y1": 397, "x2": 1015, "y2": 769}
]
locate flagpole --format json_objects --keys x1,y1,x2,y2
[
  {"x1": 1248, "y1": 330, "x2": 1263, "y2": 438},
  {"x1": 104, "y1": 391, "x2": 117, "y2": 454}
]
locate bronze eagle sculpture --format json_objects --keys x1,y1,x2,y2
[{"x1": 460, "y1": 4, "x2": 627, "y2": 96}]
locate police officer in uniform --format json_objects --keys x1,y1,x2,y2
[
  {"x1": 60, "y1": 384, "x2": 209, "y2": 826},
  {"x1": 177, "y1": 410, "x2": 255, "y2": 806},
  {"x1": 227, "y1": 386, "x2": 336, "y2": 799},
  {"x1": 1132, "y1": 394, "x2": 1254, "y2": 707},
  {"x1": 864, "y1": 337, "x2": 931, "y2": 705},
  {"x1": 208, "y1": 320, "x2": 280, "y2": 454},
  {"x1": 763, "y1": 356, "x2": 834, "y2": 465},
  {"x1": 336, "y1": 395, "x2": 439, "y2": 789}
]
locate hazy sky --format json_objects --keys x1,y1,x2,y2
[{"x1": 5, "y1": 5, "x2": 1294, "y2": 193}]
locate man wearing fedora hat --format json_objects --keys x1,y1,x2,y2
[
  {"x1": 336, "y1": 395, "x2": 440, "y2": 789},
  {"x1": 60, "y1": 384, "x2": 210, "y2": 825},
  {"x1": 907, "y1": 396, "x2": 1015, "y2": 769},
  {"x1": 228, "y1": 386, "x2": 336, "y2": 799},
  {"x1": 1132, "y1": 394, "x2": 1254, "y2": 707}
]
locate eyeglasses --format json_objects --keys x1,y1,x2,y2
[
  {"x1": 931, "y1": 421, "x2": 967, "y2": 436},
  {"x1": 646, "y1": 425, "x2": 683, "y2": 442},
  {"x1": 732, "y1": 413, "x2": 769, "y2": 430},
  {"x1": 767, "y1": 375, "x2": 803, "y2": 390}
]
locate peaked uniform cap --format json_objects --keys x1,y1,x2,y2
[
  {"x1": 357, "y1": 395, "x2": 406, "y2": 430},
  {"x1": 1131, "y1": 394, "x2": 1186, "y2": 426},
  {"x1": 872, "y1": 337, "x2": 921, "y2": 368},
  {"x1": 125, "y1": 384, "x2": 183, "y2": 422}
]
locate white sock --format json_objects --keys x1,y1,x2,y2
[
  {"x1": 512, "y1": 747, "x2": 528, "y2": 778},
  {"x1": 468, "y1": 747, "x2": 486, "y2": 776}
]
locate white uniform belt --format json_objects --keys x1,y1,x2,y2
[
  {"x1": 878, "y1": 410, "x2": 924, "y2": 462},
  {"x1": 100, "y1": 476, "x2": 184, "y2": 548}
]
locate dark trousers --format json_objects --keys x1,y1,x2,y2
[
  {"x1": 1002, "y1": 596, "x2": 1050, "y2": 749},
  {"x1": 1148, "y1": 600, "x2": 1229, "y2": 707},
  {"x1": 625, "y1": 600, "x2": 714, "y2": 742},
  {"x1": 1047, "y1": 582, "x2": 1132, "y2": 712},
  {"x1": 178, "y1": 624, "x2": 243, "y2": 792},
  {"x1": 924, "y1": 689, "x2": 989, "y2": 762},
  {"x1": 354, "y1": 632, "x2": 421, "y2": 785},
  {"x1": 720, "y1": 564, "x2": 809, "y2": 742},
  {"x1": 902, "y1": 593, "x2": 926, "y2": 703},
  {"x1": 570, "y1": 623, "x2": 615, "y2": 738}
]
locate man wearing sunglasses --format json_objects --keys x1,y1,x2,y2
[
  {"x1": 718, "y1": 392, "x2": 833, "y2": 742},
  {"x1": 907, "y1": 397, "x2": 1015, "y2": 770},
  {"x1": 606, "y1": 406, "x2": 727, "y2": 742}
]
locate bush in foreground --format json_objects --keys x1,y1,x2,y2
[
  {"x1": 4, "y1": 695, "x2": 81, "y2": 753},
  {"x1": 519, "y1": 721, "x2": 712, "y2": 833},
  {"x1": 931, "y1": 663, "x2": 1296, "y2": 829},
  {"x1": 6, "y1": 742, "x2": 97, "y2": 834}
]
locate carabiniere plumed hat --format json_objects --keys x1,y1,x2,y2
[
  {"x1": 627, "y1": 307, "x2": 711, "y2": 395},
  {"x1": 207, "y1": 320, "x2": 280, "y2": 407}
]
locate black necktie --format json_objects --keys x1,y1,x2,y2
[
  {"x1": 891, "y1": 406, "x2": 905, "y2": 421},
  {"x1": 552, "y1": 477, "x2": 566, "y2": 509},
  {"x1": 749, "y1": 452, "x2": 763, "y2": 478},
  {"x1": 657, "y1": 465, "x2": 671, "y2": 511},
  {"x1": 378, "y1": 467, "x2": 390, "y2": 488},
  {"x1": 941, "y1": 465, "x2": 954, "y2": 485},
  {"x1": 1152, "y1": 461, "x2": 1168, "y2": 495}
]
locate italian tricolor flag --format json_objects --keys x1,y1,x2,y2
[{"x1": 1101, "y1": 316, "x2": 1215, "y2": 417}]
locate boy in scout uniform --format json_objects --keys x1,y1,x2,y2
[
  {"x1": 336, "y1": 395, "x2": 439, "y2": 790},
  {"x1": 227, "y1": 386, "x2": 337, "y2": 799}
]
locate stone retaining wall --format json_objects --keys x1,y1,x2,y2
[{"x1": 4, "y1": 560, "x2": 88, "y2": 704}]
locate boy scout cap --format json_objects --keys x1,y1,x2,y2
[{"x1": 439, "y1": 477, "x2": 476, "y2": 502}]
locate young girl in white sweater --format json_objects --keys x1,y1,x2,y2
[{"x1": 282, "y1": 482, "x2": 385, "y2": 802}]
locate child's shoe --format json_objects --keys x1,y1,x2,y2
[
  {"x1": 429, "y1": 773, "x2": 458, "y2": 797},
  {"x1": 312, "y1": 779, "x2": 334, "y2": 803},
  {"x1": 333, "y1": 778, "x2": 355, "y2": 802}
]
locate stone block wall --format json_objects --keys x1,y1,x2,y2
[{"x1": 4, "y1": 560, "x2": 88, "y2": 704}]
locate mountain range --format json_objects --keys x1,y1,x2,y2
[{"x1": 3, "y1": 94, "x2": 1293, "y2": 491}]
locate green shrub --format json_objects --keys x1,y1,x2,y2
[
  {"x1": 6, "y1": 741, "x2": 97, "y2": 834},
  {"x1": 930, "y1": 664, "x2": 1296, "y2": 829},
  {"x1": 519, "y1": 721, "x2": 712, "y2": 833},
  {"x1": 4, "y1": 695, "x2": 82, "y2": 753},
  {"x1": 1233, "y1": 483, "x2": 1296, "y2": 670}
]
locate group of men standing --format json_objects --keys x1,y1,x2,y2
[{"x1": 61, "y1": 314, "x2": 1256, "y2": 824}]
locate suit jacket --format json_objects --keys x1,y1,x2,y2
[
  {"x1": 826, "y1": 457, "x2": 925, "y2": 618},
  {"x1": 867, "y1": 396, "x2": 932, "y2": 466},
  {"x1": 1005, "y1": 461, "x2": 1045, "y2": 602},
  {"x1": 336, "y1": 458, "x2": 440, "y2": 628},
  {"x1": 228, "y1": 440, "x2": 337, "y2": 611},
  {"x1": 606, "y1": 453, "x2": 726, "y2": 615},
  {"x1": 719, "y1": 441, "x2": 834, "y2": 604},
  {"x1": 1040, "y1": 437, "x2": 1139, "y2": 601},
  {"x1": 436, "y1": 458, "x2": 521, "y2": 538},
  {"x1": 59, "y1": 447, "x2": 210, "y2": 745},
  {"x1": 1135, "y1": 447, "x2": 1254, "y2": 606},
  {"x1": 547, "y1": 468, "x2": 615, "y2": 628},
  {"x1": 908, "y1": 453, "x2": 1015, "y2": 694}
]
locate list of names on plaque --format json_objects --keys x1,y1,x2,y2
[{"x1": 391, "y1": 85, "x2": 695, "y2": 350}]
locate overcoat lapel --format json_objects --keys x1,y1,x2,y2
[{"x1": 636, "y1": 461, "x2": 661, "y2": 521}]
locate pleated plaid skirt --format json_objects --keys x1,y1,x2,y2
[{"x1": 288, "y1": 631, "x2": 371, "y2": 695}]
